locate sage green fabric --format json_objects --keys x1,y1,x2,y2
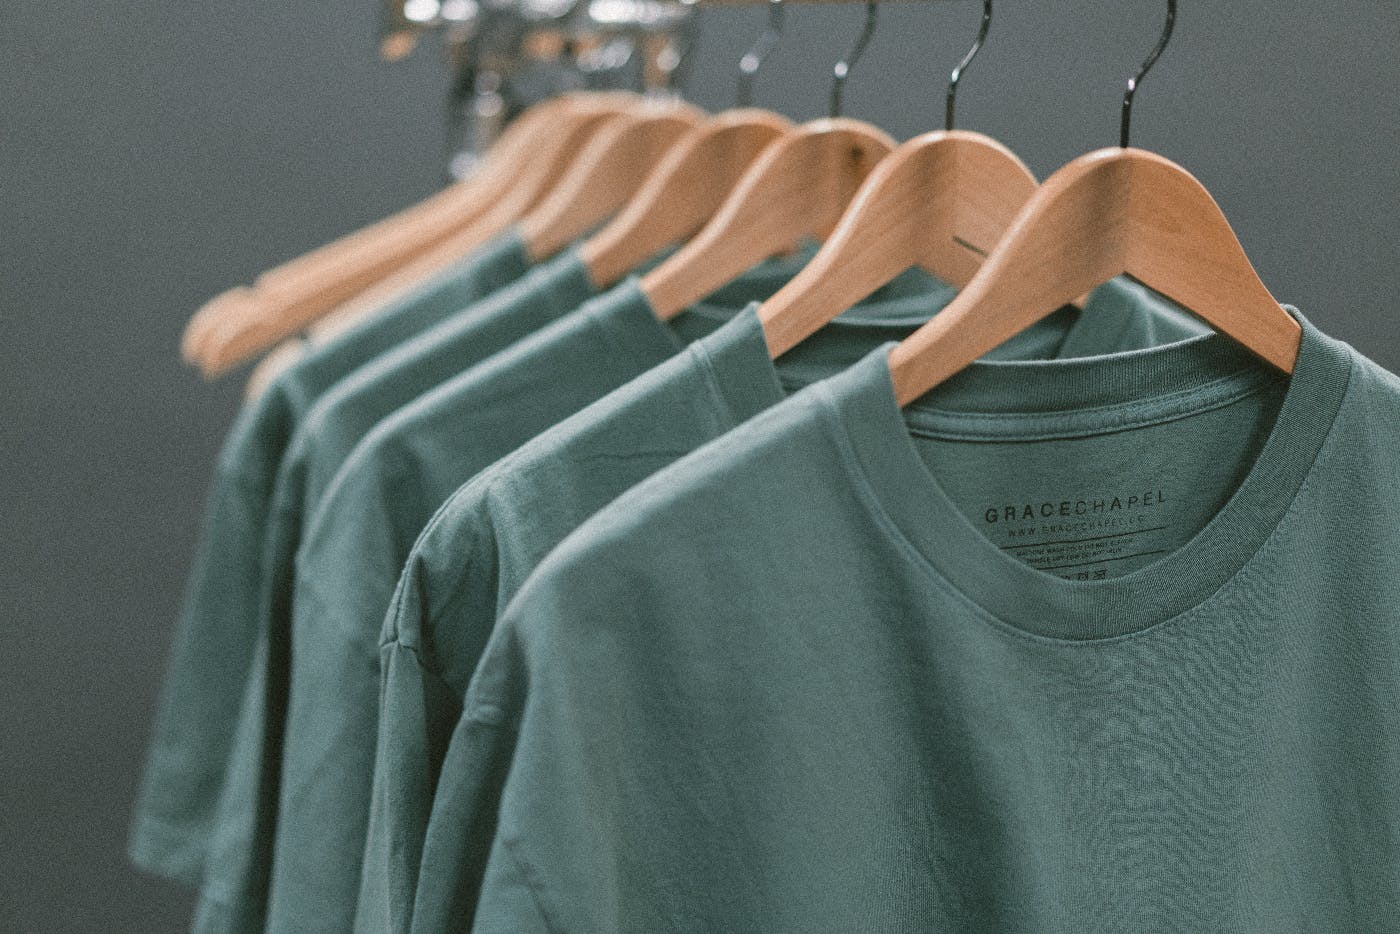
[
  {"x1": 270, "y1": 261, "x2": 947, "y2": 934},
  {"x1": 465, "y1": 314, "x2": 1400, "y2": 932},
  {"x1": 386, "y1": 282, "x2": 1206, "y2": 934},
  {"x1": 130, "y1": 230, "x2": 531, "y2": 885},
  {"x1": 189, "y1": 249, "x2": 597, "y2": 933}
]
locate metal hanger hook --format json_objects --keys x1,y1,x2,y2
[
  {"x1": 830, "y1": 1, "x2": 879, "y2": 118},
  {"x1": 945, "y1": 0, "x2": 992, "y2": 131},
  {"x1": 656, "y1": 22, "x2": 700, "y2": 100},
  {"x1": 671, "y1": 24, "x2": 700, "y2": 96},
  {"x1": 736, "y1": 0, "x2": 786, "y2": 108},
  {"x1": 1121, "y1": 0, "x2": 1177, "y2": 148}
]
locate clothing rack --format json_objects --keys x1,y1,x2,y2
[
  {"x1": 141, "y1": 2, "x2": 1400, "y2": 929},
  {"x1": 381, "y1": 0, "x2": 707, "y2": 177},
  {"x1": 379, "y1": 0, "x2": 958, "y2": 175},
  {"x1": 691, "y1": 0, "x2": 936, "y2": 4}
]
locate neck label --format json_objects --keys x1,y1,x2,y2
[{"x1": 980, "y1": 487, "x2": 1175, "y2": 581}]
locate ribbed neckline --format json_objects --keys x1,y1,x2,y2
[
  {"x1": 595, "y1": 263, "x2": 964, "y2": 418},
  {"x1": 669, "y1": 298, "x2": 965, "y2": 430},
  {"x1": 823, "y1": 312, "x2": 1353, "y2": 641}
]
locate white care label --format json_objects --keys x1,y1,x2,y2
[{"x1": 980, "y1": 487, "x2": 1175, "y2": 580}]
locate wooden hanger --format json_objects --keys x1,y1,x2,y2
[
  {"x1": 283, "y1": 101, "x2": 708, "y2": 366},
  {"x1": 179, "y1": 94, "x2": 593, "y2": 365},
  {"x1": 218, "y1": 104, "x2": 630, "y2": 371},
  {"x1": 282, "y1": 107, "x2": 737, "y2": 362},
  {"x1": 227, "y1": 97, "x2": 701, "y2": 401},
  {"x1": 195, "y1": 95, "x2": 634, "y2": 376},
  {"x1": 273, "y1": 98, "x2": 659, "y2": 336},
  {"x1": 639, "y1": 0, "x2": 896, "y2": 320},
  {"x1": 888, "y1": 0, "x2": 1301, "y2": 405},
  {"x1": 754, "y1": 0, "x2": 1043, "y2": 356},
  {"x1": 263, "y1": 104, "x2": 548, "y2": 286},
  {"x1": 757, "y1": 130, "x2": 1037, "y2": 356},
  {"x1": 224, "y1": 93, "x2": 704, "y2": 395},
  {"x1": 639, "y1": 119, "x2": 896, "y2": 320},
  {"x1": 192, "y1": 94, "x2": 631, "y2": 375},
  {"x1": 888, "y1": 147, "x2": 1302, "y2": 403},
  {"x1": 578, "y1": 108, "x2": 794, "y2": 289},
  {"x1": 516, "y1": 101, "x2": 707, "y2": 263},
  {"x1": 251, "y1": 90, "x2": 645, "y2": 293}
]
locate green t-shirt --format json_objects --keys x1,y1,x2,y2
[
  {"x1": 130, "y1": 231, "x2": 531, "y2": 885},
  {"x1": 464, "y1": 315, "x2": 1400, "y2": 932},
  {"x1": 188, "y1": 249, "x2": 597, "y2": 933},
  {"x1": 381, "y1": 283, "x2": 1207, "y2": 933},
  {"x1": 263, "y1": 268, "x2": 961, "y2": 934}
]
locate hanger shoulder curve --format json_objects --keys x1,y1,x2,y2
[
  {"x1": 266, "y1": 93, "x2": 574, "y2": 288},
  {"x1": 639, "y1": 118, "x2": 897, "y2": 321},
  {"x1": 198, "y1": 102, "x2": 626, "y2": 376},
  {"x1": 517, "y1": 103, "x2": 708, "y2": 263},
  {"x1": 888, "y1": 146, "x2": 1302, "y2": 406},
  {"x1": 182, "y1": 95, "x2": 601, "y2": 367},
  {"x1": 579, "y1": 109, "x2": 794, "y2": 289},
  {"x1": 1114, "y1": 149, "x2": 1301, "y2": 368},
  {"x1": 758, "y1": 130, "x2": 1037, "y2": 357}
]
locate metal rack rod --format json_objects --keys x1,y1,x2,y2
[{"x1": 691, "y1": 0, "x2": 950, "y2": 5}]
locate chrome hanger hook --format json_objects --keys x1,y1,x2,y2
[
  {"x1": 945, "y1": 0, "x2": 992, "y2": 130},
  {"x1": 736, "y1": 0, "x2": 786, "y2": 108},
  {"x1": 830, "y1": 1, "x2": 879, "y2": 118},
  {"x1": 665, "y1": 22, "x2": 700, "y2": 98},
  {"x1": 1121, "y1": 0, "x2": 1177, "y2": 148}
]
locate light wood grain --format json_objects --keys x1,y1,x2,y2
[
  {"x1": 640, "y1": 118, "x2": 896, "y2": 320},
  {"x1": 518, "y1": 102, "x2": 706, "y2": 262},
  {"x1": 758, "y1": 130, "x2": 1036, "y2": 357},
  {"x1": 179, "y1": 95, "x2": 578, "y2": 365},
  {"x1": 889, "y1": 146, "x2": 1302, "y2": 405},
  {"x1": 580, "y1": 109, "x2": 794, "y2": 289},
  {"x1": 196, "y1": 95, "x2": 633, "y2": 376}
]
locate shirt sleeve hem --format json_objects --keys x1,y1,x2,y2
[{"x1": 127, "y1": 815, "x2": 205, "y2": 887}]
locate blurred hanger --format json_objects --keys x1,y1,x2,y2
[
  {"x1": 579, "y1": 32, "x2": 795, "y2": 292},
  {"x1": 270, "y1": 97, "x2": 558, "y2": 288},
  {"x1": 509, "y1": 2, "x2": 714, "y2": 266},
  {"x1": 517, "y1": 99, "x2": 708, "y2": 262},
  {"x1": 889, "y1": 0, "x2": 1301, "y2": 404},
  {"x1": 232, "y1": 97, "x2": 643, "y2": 373},
  {"x1": 641, "y1": 0, "x2": 896, "y2": 319},
  {"x1": 230, "y1": 96, "x2": 703, "y2": 372},
  {"x1": 235, "y1": 34, "x2": 701, "y2": 399},
  {"x1": 579, "y1": 108, "x2": 794, "y2": 288},
  {"x1": 758, "y1": 0, "x2": 1039, "y2": 356},
  {"x1": 577, "y1": 25, "x2": 796, "y2": 287},
  {"x1": 182, "y1": 94, "x2": 593, "y2": 365},
  {"x1": 195, "y1": 93, "x2": 635, "y2": 376}
]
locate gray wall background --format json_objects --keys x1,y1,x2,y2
[{"x1": 2, "y1": 1, "x2": 1396, "y2": 930}]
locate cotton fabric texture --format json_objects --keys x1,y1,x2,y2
[
  {"x1": 190, "y1": 248, "x2": 598, "y2": 932},
  {"x1": 383, "y1": 282, "x2": 1207, "y2": 933},
  {"x1": 130, "y1": 231, "x2": 531, "y2": 884},
  {"x1": 271, "y1": 263, "x2": 950, "y2": 933},
  {"x1": 463, "y1": 315, "x2": 1400, "y2": 931}
]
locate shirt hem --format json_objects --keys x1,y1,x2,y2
[{"x1": 128, "y1": 815, "x2": 206, "y2": 887}]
